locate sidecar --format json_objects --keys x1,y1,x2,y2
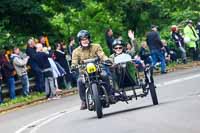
[{"x1": 111, "y1": 53, "x2": 158, "y2": 105}]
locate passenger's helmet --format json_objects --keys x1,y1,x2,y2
[{"x1": 112, "y1": 39, "x2": 124, "y2": 48}]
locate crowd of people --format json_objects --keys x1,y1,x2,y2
[
  {"x1": 0, "y1": 19, "x2": 200, "y2": 106},
  {"x1": 0, "y1": 35, "x2": 76, "y2": 104}
]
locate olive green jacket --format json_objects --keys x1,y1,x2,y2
[{"x1": 72, "y1": 44, "x2": 108, "y2": 66}]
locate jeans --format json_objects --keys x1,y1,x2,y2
[
  {"x1": 77, "y1": 71, "x2": 113, "y2": 102},
  {"x1": 0, "y1": 85, "x2": 3, "y2": 103},
  {"x1": 45, "y1": 77, "x2": 56, "y2": 98},
  {"x1": 151, "y1": 49, "x2": 166, "y2": 72},
  {"x1": 7, "y1": 77, "x2": 16, "y2": 99},
  {"x1": 20, "y1": 74, "x2": 30, "y2": 96},
  {"x1": 31, "y1": 65, "x2": 45, "y2": 92},
  {"x1": 178, "y1": 46, "x2": 187, "y2": 61}
]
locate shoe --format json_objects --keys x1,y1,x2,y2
[
  {"x1": 109, "y1": 95, "x2": 116, "y2": 104},
  {"x1": 183, "y1": 59, "x2": 187, "y2": 64},
  {"x1": 56, "y1": 88, "x2": 62, "y2": 92},
  {"x1": 161, "y1": 71, "x2": 167, "y2": 74},
  {"x1": 153, "y1": 66, "x2": 159, "y2": 70},
  {"x1": 52, "y1": 96, "x2": 61, "y2": 100},
  {"x1": 80, "y1": 101, "x2": 87, "y2": 110}
]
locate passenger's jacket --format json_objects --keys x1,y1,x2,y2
[
  {"x1": 72, "y1": 44, "x2": 108, "y2": 66},
  {"x1": 184, "y1": 25, "x2": 199, "y2": 48},
  {"x1": 10, "y1": 54, "x2": 28, "y2": 76}
]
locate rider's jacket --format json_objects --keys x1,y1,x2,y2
[{"x1": 72, "y1": 44, "x2": 108, "y2": 66}]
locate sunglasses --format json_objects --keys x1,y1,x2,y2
[{"x1": 114, "y1": 47, "x2": 123, "y2": 50}]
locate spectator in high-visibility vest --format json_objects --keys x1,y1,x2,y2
[{"x1": 184, "y1": 20, "x2": 199, "y2": 60}]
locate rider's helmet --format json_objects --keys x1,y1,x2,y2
[{"x1": 77, "y1": 30, "x2": 91, "y2": 48}]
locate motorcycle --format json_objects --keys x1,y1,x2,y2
[{"x1": 80, "y1": 53, "x2": 158, "y2": 118}]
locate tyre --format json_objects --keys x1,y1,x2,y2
[
  {"x1": 149, "y1": 83, "x2": 158, "y2": 105},
  {"x1": 92, "y1": 83, "x2": 103, "y2": 118},
  {"x1": 85, "y1": 88, "x2": 94, "y2": 111}
]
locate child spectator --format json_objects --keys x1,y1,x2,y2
[
  {"x1": 139, "y1": 41, "x2": 152, "y2": 65},
  {"x1": 162, "y1": 39, "x2": 177, "y2": 63}
]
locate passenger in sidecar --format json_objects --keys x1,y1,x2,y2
[
  {"x1": 109, "y1": 39, "x2": 158, "y2": 105},
  {"x1": 109, "y1": 39, "x2": 142, "y2": 89}
]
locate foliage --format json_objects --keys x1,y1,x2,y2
[{"x1": 0, "y1": 0, "x2": 199, "y2": 53}]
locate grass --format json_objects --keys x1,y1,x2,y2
[{"x1": 0, "y1": 92, "x2": 45, "y2": 108}]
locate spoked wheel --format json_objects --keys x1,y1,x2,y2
[
  {"x1": 149, "y1": 82, "x2": 158, "y2": 105},
  {"x1": 86, "y1": 88, "x2": 94, "y2": 111},
  {"x1": 91, "y1": 83, "x2": 103, "y2": 118}
]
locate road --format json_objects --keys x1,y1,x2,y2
[{"x1": 0, "y1": 67, "x2": 200, "y2": 133}]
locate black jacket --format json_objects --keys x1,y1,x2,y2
[
  {"x1": 54, "y1": 50, "x2": 70, "y2": 73},
  {"x1": 35, "y1": 52, "x2": 51, "y2": 70},
  {"x1": 146, "y1": 31, "x2": 163, "y2": 51},
  {"x1": 106, "y1": 35, "x2": 114, "y2": 54},
  {"x1": 171, "y1": 31, "x2": 184, "y2": 47}
]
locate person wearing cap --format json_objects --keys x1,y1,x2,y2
[
  {"x1": 72, "y1": 30, "x2": 114, "y2": 110},
  {"x1": 146, "y1": 25, "x2": 167, "y2": 74},
  {"x1": 171, "y1": 25, "x2": 187, "y2": 64},
  {"x1": 184, "y1": 20, "x2": 199, "y2": 60}
]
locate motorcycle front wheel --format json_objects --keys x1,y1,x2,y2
[{"x1": 92, "y1": 83, "x2": 103, "y2": 118}]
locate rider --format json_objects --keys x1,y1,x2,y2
[{"x1": 72, "y1": 30, "x2": 113, "y2": 110}]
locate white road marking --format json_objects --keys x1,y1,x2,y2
[
  {"x1": 15, "y1": 106, "x2": 79, "y2": 133},
  {"x1": 15, "y1": 73, "x2": 200, "y2": 133},
  {"x1": 156, "y1": 73, "x2": 200, "y2": 87}
]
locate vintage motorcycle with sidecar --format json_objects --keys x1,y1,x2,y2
[{"x1": 78, "y1": 53, "x2": 158, "y2": 118}]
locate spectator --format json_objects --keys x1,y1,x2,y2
[
  {"x1": 161, "y1": 40, "x2": 177, "y2": 64},
  {"x1": 35, "y1": 43, "x2": 58, "y2": 99},
  {"x1": 126, "y1": 42, "x2": 135, "y2": 57},
  {"x1": 196, "y1": 21, "x2": 200, "y2": 50},
  {"x1": 0, "y1": 51, "x2": 16, "y2": 99},
  {"x1": 54, "y1": 42, "x2": 72, "y2": 89},
  {"x1": 67, "y1": 36, "x2": 76, "y2": 65},
  {"x1": 139, "y1": 41, "x2": 152, "y2": 65},
  {"x1": 11, "y1": 47, "x2": 30, "y2": 96},
  {"x1": 184, "y1": 20, "x2": 199, "y2": 60},
  {"x1": 196, "y1": 21, "x2": 200, "y2": 40},
  {"x1": 0, "y1": 67, "x2": 3, "y2": 104},
  {"x1": 105, "y1": 28, "x2": 115, "y2": 54},
  {"x1": 128, "y1": 29, "x2": 139, "y2": 54},
  {"x1": 26, "y1": 38, "x2": 44, "y2": 92},
  {"x1": 171, "y1": 25, "x2": 187, "y2": 64},
  {"x1": 146, "y1": 25, "x2": 167, "y2": 74}
]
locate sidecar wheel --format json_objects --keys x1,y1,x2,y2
[
  {"x1": 149, "y1": 83, "x2": 158, "y2": 105},
  {"x1": 92, "y1": 83, "x2": 103, "y2": 118}
]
